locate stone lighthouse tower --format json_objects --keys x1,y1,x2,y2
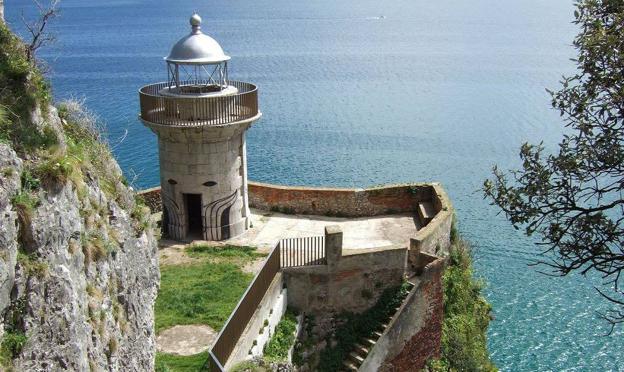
[{"x1": 139, "y1": 14, "x2": 261, "y2": 241}]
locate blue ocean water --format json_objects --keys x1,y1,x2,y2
[{"x1": 5, "y1": 0, "x2": 623, "y2": 370}]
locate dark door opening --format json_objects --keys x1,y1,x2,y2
[{"x1": 184, "y1": 193, "x2": 203, "y2": 238}]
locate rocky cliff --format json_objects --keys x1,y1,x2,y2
[{"x1": 0, "y1": 20, "x2": 159, "y2": 371}]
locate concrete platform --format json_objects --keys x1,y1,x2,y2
[{"x1": 195, "y1": 209, "x2": 421, "y2": 252}]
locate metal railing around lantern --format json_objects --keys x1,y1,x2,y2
[{"x1": 139, "y1": 80, "x2": 259, "y2": 127}]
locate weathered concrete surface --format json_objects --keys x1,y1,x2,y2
[
  {"x1": 155, "y1": 208, "x2": 420, "y2": 253},
  {"x1": 156, "y1": 325, "x2": 216, "y2": 356},
  {"x1": 228, "y1": 209, "x2": 420, "y2": 252}
]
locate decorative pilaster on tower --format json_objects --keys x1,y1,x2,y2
[{"x1": 139, "y1": 14, "x2": 261, "y2": 241}]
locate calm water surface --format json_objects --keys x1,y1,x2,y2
[{"x1": 6, "y1": 0, "x2": 623, "y2": 370}]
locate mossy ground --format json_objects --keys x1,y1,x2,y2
[{"x1": 155, "y1": 245, "x2": 265, "y2": 371}]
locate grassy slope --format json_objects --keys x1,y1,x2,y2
[{"x1": 155, "y1": 245, "x2": 265, "y2": 372}]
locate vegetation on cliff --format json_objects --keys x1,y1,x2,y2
[
  {"x1": 429, "y1": 232, "x2": 497, "y2": 372},
  {"x1": 0, "y1": 17, "x2": 159, "y2": 371}
]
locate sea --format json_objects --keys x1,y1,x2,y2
[{"x1": 5, "y1": 0, "x2": 623, "y2": 370}]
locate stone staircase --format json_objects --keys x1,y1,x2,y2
[{"x1": 341, "y1": 282, "x2": 415, "y2": 371}]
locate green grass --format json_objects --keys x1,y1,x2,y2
[
  {"x1": 155, "y1": 352, "x2": 209, "y2": 372},
  {"x1": 156, "y1": 261, "x2": 254, "y2": 332},
  {"x1": 186, "y1": 244, "x2": 265, "y2": 261},
  {"x1": 0, "y1": 331, "x2": 27, "y2": 368},
  {"x1": 155, "y1": 245, "x2": 266, "y2": 371},
  {"x1": 155, "y1": 245, "x2": 264, "y2": 333}
]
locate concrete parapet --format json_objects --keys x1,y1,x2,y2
[{"x1": 325, "y1": 225, "x2": 343, "y2": 269}]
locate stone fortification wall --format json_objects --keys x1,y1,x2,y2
[
  {"x1": 140, "y1": 182, "x2": 454, "y2": 258},
  {"x1": 248, "y1": 182, "x2": 433, "y2": 217},
  {"x1": 283, "y1": 227, "x2": 407, "y2": 315},
  {"x1": 410, "y1": 184, "x2": 453, "y2": 259},
  {"x1": 360, "y1": 255, "x2": 445, "y2": 372}
]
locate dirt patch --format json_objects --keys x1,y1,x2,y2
[
  {"x1": 156, "y1": 325, "x2": 217, "y2": 356},
  {"x1": 241, "y1": 257, "x2": 266, "y2": 275},
  {"x1": 158, "y1": 242, "x2": 198, "y2": 266}
]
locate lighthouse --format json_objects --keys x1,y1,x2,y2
[{"x1": 139, "y1": 14, "x2": 261, "y2": 241}]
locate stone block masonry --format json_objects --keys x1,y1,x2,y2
[
  {"x1": 283, "y1": 226, "x2": 407, "y2": 315},
  {"x1": 359, "y1": 257, "x2": 445, "y2": 372},
  {"x1": 248, "y1": 182, "x2": 436, "y2": 217},
  {"x1": 145, "y1": 124, "x2": 253, "y2": 242}
]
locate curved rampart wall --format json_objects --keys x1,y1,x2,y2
[
  {"x1": 247, "y1": 181, "x2": 454, "y2": 257},
  {"x1": 139, "y1": 181, "x2": 453, "y2": 257},
  {"x1": 248, "y1": 182, "x2": 433, "y2": 217}
]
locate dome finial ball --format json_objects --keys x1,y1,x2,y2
[{"x1": 190, "y1": 14, "x2": 202, "y2": 27}]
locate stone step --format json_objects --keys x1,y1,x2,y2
[
  {"x1": 349, "y1": 351, "x2": 365, "y2": 364},
  {"x1": 355, "y1": 343, "x2": 369, "y2": 355},
  {"x1": 343, "y1": 361, "x2": 359, "y2": 372},
  {"x1": 417, "y1": 201, "x2": 436, "y2": 225},
  {"x1": 362, "y1": 338, "x2": 376, "y2": 347}
]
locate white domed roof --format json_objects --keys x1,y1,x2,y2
[{"x1": 165, "y1": 14, "x2": 230, "y2": 64}]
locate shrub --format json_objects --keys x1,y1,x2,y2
[
  {"x1": 20, "y1": 170, "x2": 41, "y2": 191},
  {"x1": 429, "y1": 239, "x2": 497, "y2": 371},
  {"x1": 264, "y1": 310, "x2": 298, "y2": 362},
  {"x1": 34, "y1": 152, "x2": 74, "y2": 185},
  {"x1": 11, "y1": 191, "x2": 39, "y2": 219},
  {"x1": 0, "y1": 22, "x2": 54, "y2": 152},
  {"x1": 0, "y1": 331, "x2": 27, "y2": 365},
  {"x1": 131, "y1": 197, "x2": 151, "y2": 235}
]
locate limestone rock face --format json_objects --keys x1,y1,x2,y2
[{"x1": 0, "y1": 107, "x2": 159, "y2": 370}]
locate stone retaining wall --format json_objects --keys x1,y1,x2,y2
[
  {"x1": 283, "y1": 227, "x2": 407, "y2": 315},
  {"x1": 360, "y1": 255, "x2": 445, "y2": 372}
]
